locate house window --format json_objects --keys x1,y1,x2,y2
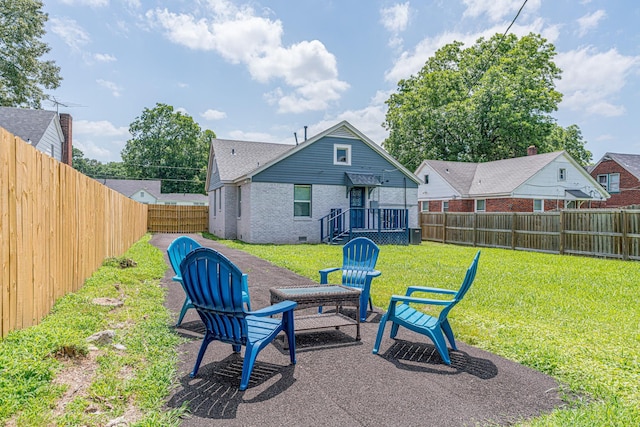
[
  {"x1": 218, "y1": 190, "x2": 222, "y2": 211},
  {"x1": 213, "y1": 189, "x2": 216, "y2": 215},
  {"x1": 294, "y1": 185, "x2": 311, "y2": 217},
  {"x1": 558, "y1": 168, "x2": 566, "y2": 181},
  {"x1": 533, "y1": 199, "x2": 544, "y2": 212},
  {"x1": 424, "y1": 174, "x2": 429, "y2": 184},
  {"x1": 597, "y1": 173, "x2": 620, "y2": 193},
  {"x1": 443, "y1": 201, "x2": 449, "y2": 212},
  {"x1": 475, "y1": 199, "x2": 486, "y2": 212},
  {"x1": 421, "y1": 201, "x2": 429, "y2": 212},
  {"x1": 566, "y1": 200, "x2": 577, "y2": 209},
  {"x1": 334, "y1": 144, "x2": 351, "y2": 165},
  {"x1": 140, "y1": 191, "x2": 145, "y2": 197},
  {"x1": 237, "y1": 187, "x2": 242, "y2": 217}
]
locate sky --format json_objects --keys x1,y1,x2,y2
[{"x1": 41, "y1": 0, "x2": 640, "y2": 166}]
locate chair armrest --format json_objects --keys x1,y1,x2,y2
[
  {"x1": 368, "y1": 270, "x2": 381, "y2": 278},
  {"x1": 249, "y1": 300, "x2": 297, "y2": 317},
  {"x1": 390, "y1": 295, "x2": 452, "y2": 306},
  {"x1": 172, "y1": 275, "x2": 182, "y2": 283},
  {"x1": 406, "y1": 286, "x2": 456, "y2": 296},
  {"x1": 319, "y1": 267, "x2": 341, "y2": 284}
]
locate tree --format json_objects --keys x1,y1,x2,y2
[
  {"x1": 383, "y1": 33, "x2": 591, "y2": 171},
  {"x1": 0, "y1": 0, "x2": 62, "y2": 107},
  {"x1": 72, "y1": 147, "x2": 127, "y2": 179},
  {"x1": 544, "y1": 124, "x2": 592, "y2": 167},
  {"x1": 121, "y1": 103, "x2": 212, "y2": 193}
]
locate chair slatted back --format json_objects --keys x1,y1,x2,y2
[
  {"x1": 167, "y1": 236, "x2": 202, "y2": 280},
  {"x1": 438, "y1": 251, "x2": 480, "y2": 322},
  {"x1": 341, "y1": 237, "x2": 380, "y2": 290},
  {"x1": 180, "y1": 247, "x2": 248, "y2": 345}
]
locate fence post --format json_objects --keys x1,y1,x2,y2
[
  {"x1": 621, "y1": 209, "x2": 628, "y2": 260},
  {"x1": 472, "y1": 212, "x2": 477, "y2": 247},
  {"x1": 442, "y1": 212, "x2": 447, "y2": 243},
  {"x1": 511, "y1": 212, "x2": 516, "y2": 250},
  {"x1": 559, "y1": 210, "x2": 565, "y2": 255}
]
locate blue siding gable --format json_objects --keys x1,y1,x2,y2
[{"x1": 252, "y1": 135, "x2": 417, "y2": 189}]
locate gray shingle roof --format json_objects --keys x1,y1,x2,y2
[
  {"x1": 423, "y1": 151, "x2": 565, "y2": 196},
  {"x1": 0, "y1": 106, "x2": 57, "y2": 146},
  {"x1": 100, "y1": 179, "x2": 162, "y2": 197},
  {"x1": 212, "y1": 139, "x2": 294, "y2": 181},
  {"x1": 599, "y1": 153, "x2": 640, "y2": 180}
]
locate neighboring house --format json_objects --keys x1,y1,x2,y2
[
  {"x1": 415, "y1": 148, "x2": 609, "y2": 213},
  {"x1": 205, "y1": 120, "x2": 420, "y2": 244},
  {"x1": 589, "y1": 152, "x2": 640, "y2": 207},
  {"x1": 0, "y1": 106, "x2": 73, "y2": 165},
  {"x1": 101, "y1": 179, "x2": 208, "y2": 205}
]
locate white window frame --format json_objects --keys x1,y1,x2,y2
[
  {"x1": 443, "y1": 201, "x2": 449, "y2": 212},
  {"x1": 333, "y1": 144, "x2": 352, "y2": 166},
  {"x1": 475, "y1": 199, "x2": 486, "y2": 212},
  {"x1": 424, "y1": 174, "x2": 429, "y2": 184},
  {"x1": 558, "y1": 168, "x2": 566, "y2": 181},
  {"x1": 294, "y1": 184, "x2": 312, "y2": 218},
  {"x1": 421, "y1": 201, "x2": 429, "y2": 212},
  {"x1": 237, "y1": 186, "x2": 242, "y2": 218},
  {"x1": 597, "y1": 174, "x2": 608, "y2": 191},
  {"x1": 533, "y1": 199, "x2": 544, "y2": 212},
  {"x1": 609, "y1": 173, "x2": 620, "y2": 193}
]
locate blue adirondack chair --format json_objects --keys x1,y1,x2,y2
[
  {"x1": 168, "y1": 236, "x2": 251, "y2": 327},
  {"x1": 180, "y1": 247, "x2": 297, "y2": 391},
  {"x1": 373, "y1": 251, "x2": 480, "y2": 365},
  {"x1": 319, "y1": 237, "x2": 381, "y2": 322}
]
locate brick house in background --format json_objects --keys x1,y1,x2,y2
[
  {"x1": 415, "y1": 147, "x2": 609, "y2": 213},
  {"x1": 589, "y1": 153, "x2": 640, "y2": 207}
]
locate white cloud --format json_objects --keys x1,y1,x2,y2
[
  {"x1": 381, "y1": 3, "x2": 410, "y2": 33},
  {"x1": 462, "y1": 0, "x2": 541, "y2": 23},
  {"x1": 227, "y1": 130, "x2": 280, "y2": 142},
  {"x1": 201, "y1": 109, "x2": 227, "y2": 120},
  {"x1": 385, "y1": 18, "x2": 559, "y2": 83},
  {"x1": 175, "y1": 107, "x2": 189, "y2": 115},
  {"x1": 576, "y1": 9, "x2": 606, "y2": 37},
  {"x1": 380, "y1": 3, "x2": 410, "y2": 49},
  {"x1": 49, "y1": 17, "x2": 91, "y2": 51},
  {"x1": 94, "y1": 53, "x2": 117, "y2": 62},
  {"x1": 96, "y1": 79, "x2": 123, "y2": 97},
  {"x1": 74, "y1": 120, "x2": 129, "y2": 137},
  {"x1": 556, "y1": 47, "x2": 640, "y2": 117},
  {"x1": 146, "y1": 1, "x2": 348, "y2": 113},
  {"x1": 59, "y1": 0, "x2": 109, "y2": 7},
  {"x1": 73, "y1": 120, "x2": 129, "y2": 162}
]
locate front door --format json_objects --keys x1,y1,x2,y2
[{"x1": 350, "y1": 187, "x2": 365, "y2": 228}]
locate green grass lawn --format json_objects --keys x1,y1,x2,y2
[{"x1": 218, "y1": 239, "x2": 640, "y2": 426}]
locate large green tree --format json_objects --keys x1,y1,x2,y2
[
  {"x1": 121, "y1": 103, "x2": 211, "y2": 193},
  {"x1": 72, "y1": 147, "x2": 127, "y2": 179},
  {"x1": 0, "y1": 0, "x2": 62, "y2": 107},
  {"x1": 383, "y1": 33, "x2": 591, "y2": 171}
]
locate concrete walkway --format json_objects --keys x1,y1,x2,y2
[{"x1": 150, "y1": 233, "x2": 565, "y2": 427}]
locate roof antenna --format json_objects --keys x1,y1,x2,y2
[
  {"x1": 294, "y1": 132, "x2": 298, "y2": 145},
  {"x1": 304, "y1": 125, "x2": 308, "y2": 141}
]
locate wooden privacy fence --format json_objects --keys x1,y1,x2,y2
[
  {"x1": 147, "y1": 205, "x2": 208, "y2": 233},
  {"x1": 420, "y1": 210, "x2": 640, "y2": 260},
  {"x1": 0, "y1": 128, "x2": 148, "y2": 338}
]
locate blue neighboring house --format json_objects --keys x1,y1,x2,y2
[{"x1": 205, "y1": 120, "x2": 420, "y2": 244}]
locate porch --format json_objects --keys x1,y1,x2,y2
[{"x1": 319, "y1": 208, "x2": 410, "y2": 245}]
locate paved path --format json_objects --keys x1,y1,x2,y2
[{"x1": 150, "y1": 233, "x2": 564, "y2": 427}]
